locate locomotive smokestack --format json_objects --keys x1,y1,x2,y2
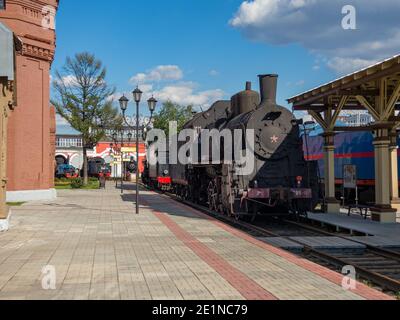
[
  {"x1": 245, "y1": 81, "x2": 252, "y2": 91},
  {"x1": 258, "y1": 74, "x2": 278, "y2": 106}
]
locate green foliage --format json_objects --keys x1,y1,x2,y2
[
  {"x1": 82, "y1": 180, "x2": 100, "y2": 190},
  {"x1": 55, "y1": 177, "x2": 70, "y2": 183},
  {"x1": 152, "y1": 101, "x2": 194, "y2": 136},
  {"x1": 55, "y1": 178, "x2": 100, "y2": 190},
  {"x1": 51, "y1": 52, "x2": 122, "y2": 145},
  {"x1": 6, "y1": 202, "x2": 25, "y2": 207},
  {"x1": 51, "y1": 52, "x2": 123, "y2": 185},
  {"x1": 70, "y1": 178, "x2": 84, "y2": 189}
]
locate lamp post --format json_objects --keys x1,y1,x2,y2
[
  {"x1": 119, "y1": 89, "x2": 157, "y2": 214},
  {"x1": 111, "y1": 132, "x2": 119, "y2": 188}
]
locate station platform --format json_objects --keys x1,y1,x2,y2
[
  {"x1": 257, "y1": 236, "x2": 367, "y2": 253},
  {"x1": 0, "y1": 183, "x2": 392, "y2": 300},
  {"x1": 308, "y1": 212, "x2": 400, "y2": 244}
]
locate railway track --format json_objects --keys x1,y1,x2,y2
[{"x1": 142, "y1": 184, "x2": 400, "y2": 295}]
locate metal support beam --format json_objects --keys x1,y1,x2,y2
[
  {"x1": 355, "y1": 95, "x2": 380, "y2": 121},
  {"x1": 384, "y1": 81, "x2": 400, "y2": 119},
  {"x1": 329, "y1": 96, "x2": 348, "y2": 130},
  {"x1": 309, "y1": 110, "x2": 328, "y2": 130}
]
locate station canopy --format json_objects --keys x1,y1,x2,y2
[{"x1": 287, "y1": 54, "x2": 400, "y2": 132}]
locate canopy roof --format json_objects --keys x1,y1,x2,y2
[{"x1": 288, "y1": 54, "x2": 400, "y2": 113}]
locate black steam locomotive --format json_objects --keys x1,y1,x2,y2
[{"x1": 144, "y1": 74, "x2": 319, "y2": 220}]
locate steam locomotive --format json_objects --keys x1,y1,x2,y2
[{"x1": 144, "y1": 74, "x2": 320, "y2": 220}]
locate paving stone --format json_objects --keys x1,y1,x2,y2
[{"x1": 0, "y1": 183, "x2": 391, "y2": 300}]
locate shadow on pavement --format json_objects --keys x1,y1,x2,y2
[{"x1": 119, "y1": 183, "x2": 206, "y2": 220}]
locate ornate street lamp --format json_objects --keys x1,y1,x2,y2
[
  {"x1": 133, "y1": 87, "x2": 143, "y2": 104},
  {"x1": 119, "y1": 95, "x2": 129, "y2": 112},
  {"x1": 118, "y1": 89, "x2": 157, "y2": 214},
  {"x1": 147, "y1": 96, "x2": 157, "y2": 113}
]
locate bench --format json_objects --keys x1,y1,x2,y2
[{"x1": 346, "y1": 204, "x2": 371, "y2": 219}]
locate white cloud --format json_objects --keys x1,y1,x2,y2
[
  {"x1": 130, "y1": 65, "x2": 183, "y2": 84},
  {"x1": 209, "y1": 69, "x2": 219, "y2": 76},
  {"x1": 52, "y1": 75, "x2": 79, "y2": 87},
  {"x1": 230, "y1": 0, "x2": 400, "y2": 74},
  {"x1": 129, "y1": 66, "x2": 225, "y2": 108},
  {"x1": 56, "y1": 114, "x2": 68, "y2": 126},
  {"x1": 326, "y1": 57, "x2": 378, "y2": 75},
  {"x1": 62, "y1": 75, "x2": 78, "y2": 86},
  {"x1": 312, "y1": 65, "x2": 320, "y2": 71},
  {"x1": 154, "y1": 82, "x2": 225, "y2": 107}
]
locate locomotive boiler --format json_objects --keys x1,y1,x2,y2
[{"x1": 146, "y1": 74, "x2": 320, "y2": 220}]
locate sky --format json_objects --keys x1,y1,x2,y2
[{"x1": 53, "y1": 0, "x2": 400, "y2": 133}]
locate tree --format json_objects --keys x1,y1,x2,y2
[
  {"x1": 152, "y1": 101, "x2": 194, "y2": 136},
  {"x1": 51, "y1": 52, "x2": 121, "y2": 185}
]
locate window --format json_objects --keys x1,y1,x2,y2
[{"x1": 0, "y1": 0, "x2": 5, "y2": 10}]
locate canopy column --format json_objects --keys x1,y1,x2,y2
[
  {"x1": 389, "y1": 131, "x2": 400, "y2": 215},
  {"x1": 289, "y1": 54, "x2": 400, "y2": 222},
  {"x1": 371, "y1": 128, "x2": 397, "y2": 223},
  {"x1": 322, "y1": 132, "x2": 340, "y2": 213}
]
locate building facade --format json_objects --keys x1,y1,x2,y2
[
  {"x1": 0, "y1": 21, "x2": 21, "y2": 230},
  {"x1": 55, "y1": 134, "x2": 147, "y2": 178},
  {"x1": 0, "y1": 0, "x2": 59, "y2": 202},
  {"x1": 337, "y1": 112, "x2": 373, "y2": 127}
]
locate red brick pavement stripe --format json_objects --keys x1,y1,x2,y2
[
  {"x1": 166, "y1": 197, "x2": 393, "y2": 301},
  {"x1": 152, "y1": 210, "x2": 278, "y2": 300}
]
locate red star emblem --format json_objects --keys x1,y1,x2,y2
[{"x1": 271, "y1": 135, "x2": 279, "y2": 143}]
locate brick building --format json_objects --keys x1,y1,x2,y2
[{"x1": 0, "y1": 0, "x2": 58, "y2": 201}]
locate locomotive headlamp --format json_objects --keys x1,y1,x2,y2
[
  {"x1": 119, "y1": 95, "x2": 129, "y2": 112},
  {"x1": 163, "y1": 169, "x2": 169, "y2": 176}
]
